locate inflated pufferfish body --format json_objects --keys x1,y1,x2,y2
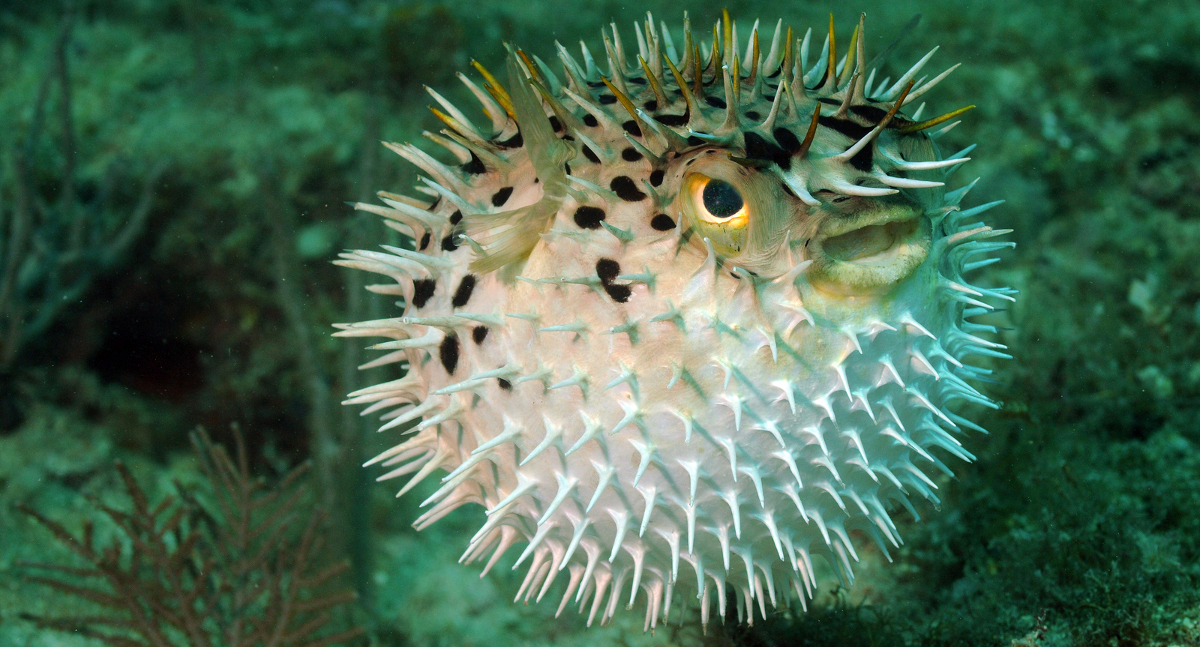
[{"x1": 337, "y1": 11, "x2": 1013, "y2": 630}]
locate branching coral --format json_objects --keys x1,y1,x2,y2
[{"x1": 17, "y1": 427, "x2": 364, "y2": 647}]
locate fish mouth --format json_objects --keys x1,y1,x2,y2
[{"x1": 808, "y1": 205, "x2": 931, "y2": 294}]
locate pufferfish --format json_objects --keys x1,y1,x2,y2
[{"x1": 335, "y1": 10, "x2": 1014, "y2": 631}]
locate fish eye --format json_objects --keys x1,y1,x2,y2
[
  {"x1": 701, "y1": 180, "x2": 745, "y2": 219},
  {"x1": 682, "y1": 174, "x2": 750, "y2": 254}
]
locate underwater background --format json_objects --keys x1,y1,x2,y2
[{"x1": 2, "y1": 0, "x2": 1200, "y2": 645}]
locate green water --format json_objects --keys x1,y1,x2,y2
[{"x1": 2, "y1": 1, "x2": 1199, "y2": 645}]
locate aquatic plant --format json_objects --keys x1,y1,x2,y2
[{"x1": 17, "y1": 427, "x2": 364, "y2": 647}]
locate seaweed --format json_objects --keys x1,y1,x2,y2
[{"x1": 16, "y1": 427, "x2": 365, "y2": 647}]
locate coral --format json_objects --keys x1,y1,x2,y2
[{"x1": 17, "y1": 427, "x2": 364, "y2": 647}]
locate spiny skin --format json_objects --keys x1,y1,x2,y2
[{"x1": 336, "y1": 11, "x2": 1014, "y2": 630}]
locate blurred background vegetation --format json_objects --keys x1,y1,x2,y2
[{"x1": 2, "y1": 0, "x2": 1200, "y2": 645}]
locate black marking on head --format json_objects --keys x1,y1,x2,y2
[
  {"x1": 598, "y1": 94, "x2": 618, "y2": 105},
  {"x1": 564, "y1": 162, "x2": 572, "y2": 175},
  {"x1": 849, "y1": 146, "x2": 874, "y2": 172},
  {"x1": 452, "y1": 274, "x2": 476, "y2": 307},
  {"x1": 745, "y1": 110, "x2": 761, "y2": 121},
  {"x1": 412, "y1": 279, "x2": 436, "y2": 308},
  {"x1": 651, "y1": 214, "x2": 676, "y2": 230},
  {"x1": 679, "y1": 226, "x2": 695, "y2": 246},
  {"x1": 439, "y1": 334, "x2": 459, "y2": 374},
  {"x1": 743, "y1": 132, "x2": 792, "y2": 170},
  {"x1": 573, "y1": 206, "x2": 606, "y2": 229},
  {"x1": 649, "y1": 170, "x2": 665, "y2": 186},
  {"x1": 583, "y1": 114, "x2": 599, "y2": 128},
  {"x1": 610, "y1": 176, "x2": 646, "y2": 202},
  {"x1": 704, "y1": 96, "x2": 727, "y2": 109},
  {"x1": 582, "y1": 145, "x2": 600, "y2": 164},
  {"x1": 419, "y1": 232, "x2": 431, "y2": 250},
  {"x1": 819, "y1": 116, "x2": 873, "y2": 141},
  {"x1": 497, "y1": 378, "x2": 512, "y2": 390},
  {"x1": 654, "y1": 112, "x2": 688, "y2": 127},
  {"x1": 622, "y1": 120, "x2": 642, "y2": 137},
  {"x1": 441, "y1": 235, "x2": 458, "y2": 252},
  {"x1": 497, "y1": 131, "x2": 524, "y2": 149},
  {"x1": 621, "y1": 147, "x2": 643, "y2": 162},
  {"x1": 449, "y1": 210, "x2": 463, "y2": 225},
  {"x1": 596, "y1": 258, "x2": 620, "y2": 282},
  {"x1": 643, "y1": 100, "x2": 658, "y2": 111},
  {"x1": 549, "y1": 115, "x2": 563, "y2": 132},
  {"x1": 461, "y1": 152, "x2": 486, "y2": 175},
  {"x1": 773, "y1": 127, "x2": 801, "y2": 153},
  {"x1": 492, "y1": 186, "x2": 514, "y2": 207},
  {"x1": 472, "y1": 325, "x2": 489, "y2": 344},
  {"x1": 562, "y1": 135, "x2": 575, "y2": 142},
  {"x1": 686, "y1": 135, "x2": 706, "y2": 147},
  {"x1": 850, "y1": 105, "x2": 890, "y2": 123}
]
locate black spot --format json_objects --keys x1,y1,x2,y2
[
  {"x1": 562, "y1": 135, "x2": 575, "y2": 142},
  {"x1": 704, "y1": 96, "x2": 727, "y2": 109},
  {"x1": 687, "y1": 135, "x2": 706, "y2": 146},
  {"x1": 744, "y1": 110, "x2": 761, "y2": 120},
  {"x1": 497, "y1": 131, "x2": 524, "y2": 149},
  {"x1": 564, "y1": 162, "x2": 572, "y2": 175},
  {"x1": 621, "y1": 147, "x2": 643, "y2": 162},
  {"x1": 412, "y1": 279, "x2": 436, "y2": 308},
  {"x1": 743, "y1": 131, "x2": 791, "y2": 170},
  {"x1": 419, "y1": 232, "x2": 431, "y2": 250},
  {"x1": 622, "y1": 120, "x2": 642, "y2": 137},
  {"x1": 628, "y1": 77, "x2": 647, "y2": 85},
  {"x1": 598, "y1": 94, "x2": 618, "y2": 105},
  {"x1": 582, "y1": 145, "x2": 601, "y2": 163},
  {"x1": 817, "y1": 97, "x2": 842, "y2": 106},
  {"x1": 452, "y1": 274, "x2": 476, "y2": 307},
  {"x1": 604, "y1": 284, "x2": 632, "y2": 302},
  {"x1": 461, "y1": 152, "x2": 486, "y2": 175},
  {"x1": 773, "y1": 127, "x2": 801, "y2": 153},
  {"x1": 583, "y1": 114, "x2": 599, "y2": 127},
  {"x1": 449, "y1": 210, "x2": 463, "y2": 225},
  {"x1": 441, "y1": 235, "x2": 458, "y2": 252},
  {"x1": 472, "y1": 326, "x2": 489, "y2": 344},
  {"x1": 643, "y1": 100, "x2": 658, "y2": 111},
  {"x1": 596, "y1": 258, "x2": 621, "y2": 283},
  {"x1": 819, "y1": 116, "x2": 873, "y2": 141},
  {"x1": 610, "y1": 176, "x2": 646, "y2": 202},
  {"x1": 651, "y1": 214, "x2": 676, "y2": 230},
  {"x1": 573, "y1": 206, "x2": 606, "y2": 229},
  {"x1": 497, "y1": 378, "x2": 513, "y2": 390},
  {"x1": 587, "y1": 80, "x2": 607, "y2": 88},
  {"x1": 654, "y1": 112, "x2": 689, "y2": 126},
  {"x1": 595, "y1": 258, "x2": 632, "y2": 303},
  {"x1": 492, "y1": 186, "x2": 513, "y2": 207},
  {"x1": 649, "y1": 170, "x2": 665, "y2": 186},
  {"x1": 549, "y1": 115, "x2": 563, "y2": 132},
  {"x1": 439, "y1": 334, "x2": 459, "y2": 374}
]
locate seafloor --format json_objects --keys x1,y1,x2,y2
[{"x1": 2, "y1": 0, "x2": 1199, "y2": 645}]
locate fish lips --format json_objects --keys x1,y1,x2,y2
[{"x1": 806, "y1": 203, "x2": 932, "y2": 295}]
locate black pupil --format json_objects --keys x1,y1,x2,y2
[{"x1": 701, "y1": 180, "x2": 744, "y2": 219}]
